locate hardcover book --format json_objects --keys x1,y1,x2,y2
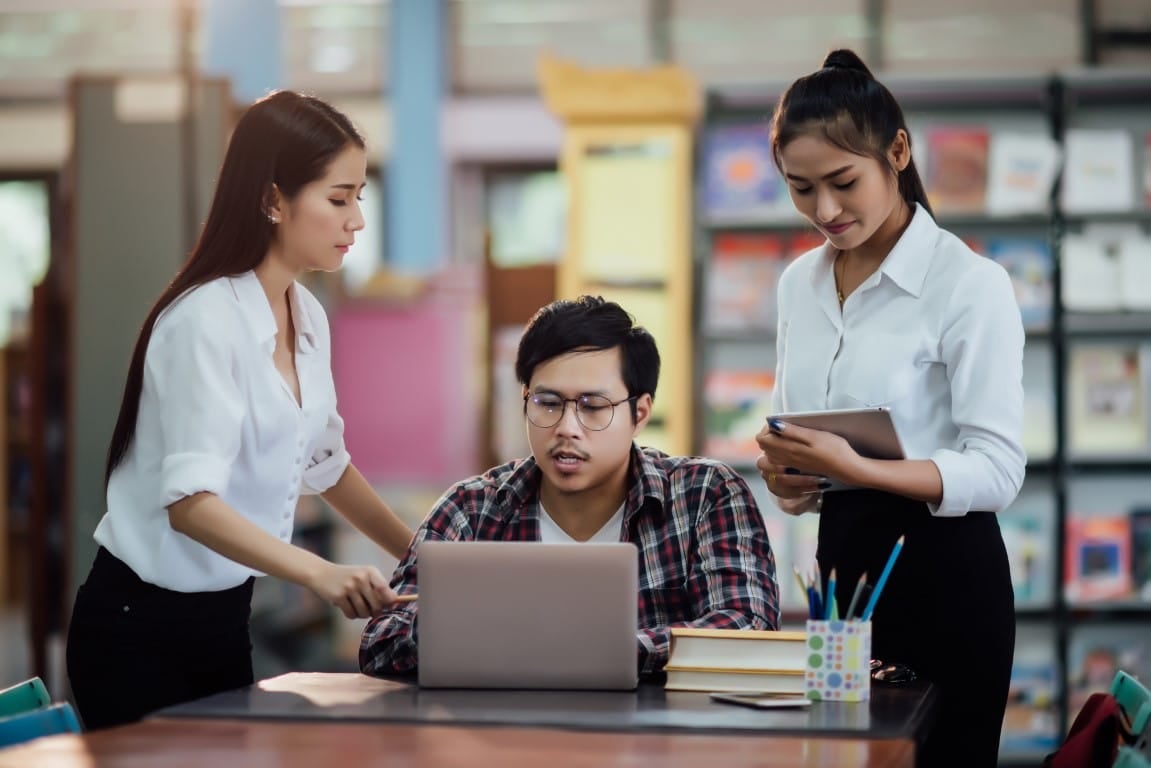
[{"x1": 667, "y1": 628, "x2": 807, "y2": 672}]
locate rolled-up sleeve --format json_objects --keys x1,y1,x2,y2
[
  {"x1": 931, "y1": 262, "x2": 1027, "y2": 517},
  {"x1": 148, "y1": 314, "x2": 244, "y2": 506}
]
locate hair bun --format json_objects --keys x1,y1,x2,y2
[{"x1": 822, "y1": 49, "x2": 874, "y2": 78}]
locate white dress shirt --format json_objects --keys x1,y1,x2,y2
[
  {"x1": 773, "y1": 204, "x2": 1026, "y2": 517},
  {"x1": 95, "y1": 271, "x2": 351, "y2": 591}
]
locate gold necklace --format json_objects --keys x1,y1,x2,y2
[{"x1": 834, "y1": 252, "x2": 846, "y2": 306}]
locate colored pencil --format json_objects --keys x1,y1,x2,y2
[
  {"x1": 844, "y1": 572, "x2": 868, "y2": 620},
  {"x1": 861, "y1": 535, "x2": 905, "y2": 621}
]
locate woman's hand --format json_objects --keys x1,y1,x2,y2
[
  {"x1": 756, "y1": 418, "x2": 862, "y2": 502},
  {"x1": 307, "y1": 563, "x2": 400, "y2": 619}
]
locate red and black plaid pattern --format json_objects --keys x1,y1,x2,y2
[{"x1": 359, "y1": 445, "x2": 780, "y2": 677}]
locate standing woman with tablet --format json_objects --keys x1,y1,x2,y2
[
  {"x1": 755, "y1": 50, "x2": 1025, "y2": 767},
  {"x1": 66, "y1": 91, "x2": 413, "y2": 730}
]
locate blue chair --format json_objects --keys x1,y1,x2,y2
[
  {"x1": 0, "y1": 702, "x2": 82, "y2": 748},
  {"x1": 1115, "y1": 746, "x2": 1151, "y2": 768},
  {"x1": 1112, "y1": 671, "x2": 1151, "y2": 759},
  {"x1": 0, "y1": 677, "x2": 51, "y2": 718}
]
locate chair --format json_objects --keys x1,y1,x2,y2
[
  {"x1": 1111, "y1": 671, "x2": 1151, "y2": 759},
  {"x1": 0, "y1": 702, "x2": 82, "y2": 748},
  {"x1": 0, "y1": 677, "x2": 51, "y2": 718},
  {"x1": 1115, "y1": 746, "x2": 1151, "y2": 768}
]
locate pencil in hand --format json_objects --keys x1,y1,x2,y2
[{"x1": 393, "y1": 594, "x2": 418, "y2": 604}]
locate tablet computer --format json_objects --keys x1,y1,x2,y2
[{"x1": 770, "y1": 406, "x2": 905, "y2": 461}]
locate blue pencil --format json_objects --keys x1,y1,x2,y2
[
  {"x1": 861, "y1": 535, "x2": 905, "y2": 621},
  {"x1": 824, "y1": 568, "x2": 837, "y2": 620}
]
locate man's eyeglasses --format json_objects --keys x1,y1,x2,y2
[{"x1": 524, "y1": 393, "x2": 639, "y2": 431}]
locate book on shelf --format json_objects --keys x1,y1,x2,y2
[
  {"x1": 1002, "y1": 655, "x2": 1059, "y2": 754},
  {"x1": 984, "y1": 237, "x2": 1053, "y2": 331},
  {"x1": 667, "y1": 628, "x2": 807, "y2": 672},
  {"x1": 1061, "y1": 233, "x2": 1120, "y2": 312},
  {"x1": 1063, "y1": 226, "x2": 1151, "y2": 313},
  {"x1": 703, "y1": 233, "x2": 786, "y2": 333},
  {"x1": 701, "y1": 123, "x2": 794, "y2": 223},
  {"x1": 924, "y1": 125, "x2": 989, "y2": 215},
  {"x1": 985, "y1": 132, "x2": 1061, "y2": 216},
  {"x1": 1000, "y1": 512, "x2": 1049, "y2": 606},
  {"x1": 702, "y1": 370, "x2": 775, "y2": 464},
  {"x1": 1067, "y1": 626, "x2": 1151, "y2": 723},
  {"x1": 663, "y1": 666, "x2": 806, "y2": 694},
  {"x1": 1116, "y1": 234, "x2": 1151, "y2": 311},
  {"x1": 1064, "y1": 514, "x2": 1133, "y2": 604},
  {"x1": 1066, "y1": 343, "x2": 1149, "y2": 456},
  {"x1": 1128, "y1": 507, "x2": 1151, "y2": 602},
  {"x1": 1061, "y1": 129, "x2": 1137, "y2": 214}
]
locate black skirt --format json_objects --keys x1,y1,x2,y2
[
  {"x1": 818, "y1": 489, "x2": 1015, "y2": 768},
  {"x1": 66, "y1": 546, "x2": 255, "y2": 730}
]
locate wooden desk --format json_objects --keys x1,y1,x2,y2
[
  {"x1": 0, "y1": 673, "x2": 934, "y2": 767},
  {"x1": 0, "y1": 718, "x2": 916, "y2": 767},
  {"x1": 157, "y1": 672, "x2": 937, "y2": 743}
]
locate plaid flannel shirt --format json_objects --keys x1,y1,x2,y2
[{"x1": 359, "y1": 445, "x2": 780, "y2": 678}]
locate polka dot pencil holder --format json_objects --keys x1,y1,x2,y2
[{"x1": 804, "y1": 620, "x2": 872, "y2": 702}]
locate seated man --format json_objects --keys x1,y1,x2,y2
[{"x1": 360, "y1": 296, "x2": 780, "y2": 678}]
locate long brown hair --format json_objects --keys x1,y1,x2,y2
[
  {"x1": 770, "y1": 49, "x2": 933, "y2": 217},
  {"x1": 104, "y1": 91, "x2": 364, "y2": 485}
]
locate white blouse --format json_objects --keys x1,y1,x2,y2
[
  {"x1": 773, "y1": 204, "x2": 1026, "y2": 517},
  {"x1": 95, "y1": 271, "x2": 351, "y2": 591}
]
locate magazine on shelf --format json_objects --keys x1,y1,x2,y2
[
  {"x1": 701, "y1": 123, "x2": 793, "y2": 223},
  {"x1": 1067, "y1": 626, "x2": 1151, "y2": 724},
  {"x1": 703, "y1": 233, "x2": 787, "y2": 333},
  {"x1": 1061, "y1": 233, "x2": 1122, "y2": 312},
  {"x1": 985, "y1": 237, "x2": 1053, "y2": 331},
  {"x1": 985, "y1": 132, "x2": 1061, "y2": 216},
  {"x1": 1129, "y1": 508, "x2": 1151, "y2": 602},
  {"x1": 1003, "y1": 633, "x2": 1059, "y2": 755},
  {"x1": 1064, "y1": 514, "x2": 1133, "y2": 604},
  {"x1": 702, "y1": 370, "x2": 775, "y2": 464},
  {"x1": 924, "y1": 125, "x2": 990, "y2": 214},
  {"x1": 1066, "y1": 343, "x2": 1149, "y2": 456},
  {"x1": 1061, "y1": 129, "x2": 1137, "y2": 213}
]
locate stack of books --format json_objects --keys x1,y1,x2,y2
[{"x1": 663, "y1": 628, "x2": 807, "y2": 693}]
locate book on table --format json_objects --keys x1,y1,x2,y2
[
  {"x1": 664, "y1": 628, "x2": 808, "y2": 693},
  {"x1": 664, "y1": 666, "x2": 806, "y2": 694},
  {"x1": 668, "y1": 628, "x2": 807, "y2": 670}
]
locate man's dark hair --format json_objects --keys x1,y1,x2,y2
[{"x1": 516, "y1": 295, "x2": 660, "y2": 423}]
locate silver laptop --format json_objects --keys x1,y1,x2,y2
[{"x1": 417, "y1": 540, "x2": 639, "y2": 690}]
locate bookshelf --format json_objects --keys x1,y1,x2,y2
[
  {"x1": 692, "y1": 71, "x2": 1149, "y2": 764},
  {"x1": 1052, "y1": 70, "x2": 1151, "y2": 765}
]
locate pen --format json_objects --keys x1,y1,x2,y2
[
  {"x1": 824, "y1": 568, "x2": 837, "y2": 620},
  {"x1": 861, "y1": 535, "x2": 905, "y2": 621},
  {"x1": 394, "y1": 594, "x2": 418, "y2": 604},
  {"x1": 844, "y1": 572, "x2": 868, "y2": 621}
]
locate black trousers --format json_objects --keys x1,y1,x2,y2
[
  {"x1": 66, "y1": 547, "x2": 255, "y2": 730},
  {"x1": 818, "y1": 489, "x2": 1016, "y2": 768}
]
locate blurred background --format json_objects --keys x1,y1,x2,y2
[{"x1": 0, "y1": 2, "x2": 1149, "y2": 765}]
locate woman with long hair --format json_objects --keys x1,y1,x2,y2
[{"x1": 67, "y1": 91, "x2": 413, "y2": 729}]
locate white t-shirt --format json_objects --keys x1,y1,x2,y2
[
  {"x1": 538, "y1": 502, "x2": 625, "y2": 544},
  {"x1": 773, "y1": 203, "x2": 1026, "y2": 517},
  {"x1": 94, "y1": 271, "x2": 351, "y2": 591}
]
